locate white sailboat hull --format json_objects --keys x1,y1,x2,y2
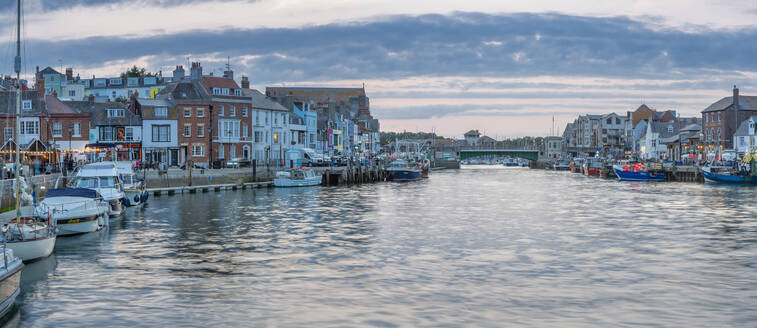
[{"x1": 6, "y1": 235, "x2": 55, "y2": 262}]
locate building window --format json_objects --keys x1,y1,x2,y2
[
  {"x1": 197, "y1": 124, "x2": 205, "y2": 137},
  {"x1": 107, "y1": 109, "x2": 125, "y2": 118},
  {"x1": 274, "y1": 114, "x2": 278, "y2": 125},
  {"x1": 68, "y1": 90, "x2": 76, "y2": 97},
  {"x1": 152, "y1": 125, "x2": 171, "y2": 142},
  {"x1": 606, "y1": 118, "x2": 612, "y2": 124},
  {"x1": 667, "y1": 126, "x2": 673, "y2": 134},
  {"x1": 218, "y1": 145, "x2": 224, "y2": 159},
  {"x1": 184, "y1": 124, "x2": 192, "y2": 137},
  {"x1": 22, "y1": 100, "x2": 31, "y2": 110},
  {"x1": 234, "y1": 89, "x2": 242, "y2": 96},
  {"x1": 3, "y1": 128, "x2": 12, "y2": 142},
  {"x1": 155, "y1": 107, "x2": 168, "y2": 117},
  {"x1": 20, "y1": 121, "x2": 39, "y2": 135},
  {"x1": 220, "y1": 120, "x2": 240, "y2": 138},
  {"x1": 230, "y1": 105, "x2": 236, "y2": 117},
  {"x1": 125, "y1": 127, "x2": 134, "y2": 141},
  {"x1": 52, "y1": 123, "x2": 62, "y2": 137},
  {"x1": 101, "y1": 127, "x2": 113, "y2": 141},
  {"x1": 242, "y1": 107, "x2": 248, "y2": 117},
  {"x1": 212, "y1": 88, "x2": 221, "y2": 95},
  {"x1": 72, "y1": 123, "x2": 81, "y2": 137},
  {"x1": 242, "y1": 124, "x2": 248, "y2": 138},
  {"x1": 197, "y1": 108, "x2": 205, "y2": 118},
  {"x1": 218, "y1": 105, "x2": 224, "y2": 116},
  {"x1": 192, "y1": 144, "x2": 205, "y2": 157},
  {"x1": 273, "y1": 132, "x2": 279, "y2": 144},
  {"x1": 254, "y1": 131, "x2": 262, "y2": 143},
  {"x1": 184, "y1": 108, "x2": 191, "y2": 118}
]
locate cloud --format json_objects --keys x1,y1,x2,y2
[
  {"x1": 15, "y1": 12, "x2": 757, "y2": 84},
  {"x1": 8, "y1": 11, "x2": 757, "y2": 136}
]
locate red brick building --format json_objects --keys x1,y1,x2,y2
[
  {"x1": 200, "y1": 74, "x2": 253, "y2": 164},
  {"x1": 702, "y1": 86, "x2": 757, "y2": 151},
  {"x1": 157, "y1": 80, "x2": 213, "y2": 167}
]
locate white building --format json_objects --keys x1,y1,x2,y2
[
  {"x1": 733, "y1": 116, "x2": 757, "y2": 156},
  {"x1": 245, "y1": 89, "x2": 291, "y2": 163}
]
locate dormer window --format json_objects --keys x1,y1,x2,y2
[
  {"x1": 234, "y1": 89, "x2": 241, "y2": 96},
  {"x1": 109, "y1": 78, "x2": 122, "y2": 86},
  {"x1": 212, "y1": 88, "x2": 221, "y2": 95},
  {"x1": 155, "y1": 107, "x2": 168, "y2": 117},
  {"x1": 107, "y1": 109, "x2": 125, "y2": 118},
  {"x1": 21, "y1": 100, "x2": 32, "y2": 110}
]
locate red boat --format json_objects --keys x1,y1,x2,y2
[{"x1": 583, "y1": 158, "x2": 603, "y2": 176}]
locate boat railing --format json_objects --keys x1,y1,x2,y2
[{"x1": 37, "y1": 196, "x2": 104, "y2": 216}]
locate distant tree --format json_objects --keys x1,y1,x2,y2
[{"x1": 119, "y1": 65, "x2": 156, "y2": 78}]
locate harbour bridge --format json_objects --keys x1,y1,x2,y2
[{"x1": 457, "y1": 148, "x2": 539, "y2": 161}]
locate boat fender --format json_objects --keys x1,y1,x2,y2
[
  {"x1": 122, "y1": 197, "x2": 131, "y2": 207},
  {"x1": 141, "y1": 192, "x2": 149, "y2": 203},
  {"x1": 134, "y1": 194, "x2": 140, "y2": 204}
]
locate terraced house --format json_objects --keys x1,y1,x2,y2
[{"x1": 701, "y1": 86, "x2": 757, "y2": 152}]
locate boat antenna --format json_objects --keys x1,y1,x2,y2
[{"x1": 14, "y1": 0, "x2": 22, "y2": 219}]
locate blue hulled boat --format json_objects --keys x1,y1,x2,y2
[
  {"x1": 386, "y1": 160, "x2": 423, "y2": 182},
  {"x1": 613, "y1": 164, "x2": 666, "y2": 182},
  {"x1": 702, "y1": 165, "x2": 757, "y2": 184}
]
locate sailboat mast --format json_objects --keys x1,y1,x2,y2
[{"x1": 14, "y1": 0, "x2": 22, "y2": 217}]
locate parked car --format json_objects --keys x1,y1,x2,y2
[{"x1": 225, "y1": 158, "x2": 251, "y2": 168}]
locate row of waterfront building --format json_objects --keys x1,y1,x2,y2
[
  {"x1": 0, "y1": 62, "x2": 381, "y2": 167},
  {"x1": 543, "y1": 86, "x2": 757, "y2": 162}
]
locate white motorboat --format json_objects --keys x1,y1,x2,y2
[
  {"x1": 72, "y1": 163, "x2": 126, "y2": 215},
  {"x1": 36, "y1": 188, "x2": 110, "y2": 236},
  {"x1": 114, "y1": 162, "x2": 148, "y2": 206},
  {"x1": 0, "y1": 247, "x2": 22, "y2": 319},
  {"x1": 274, "y1": 168, "x2": 322, "y2": 187}
]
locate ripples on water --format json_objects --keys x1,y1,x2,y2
[{"x1": 7, "y1": 166, "x2": 757, "y2": 327}]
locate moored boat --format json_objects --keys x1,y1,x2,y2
[
  {"x1": 72, "y1": 163, "x2": 126, "y2": 215},
  {"x1": 386, "y1": 159, "x2": 423, "y2": 182},
  {"x1": 0, "y1": 247, "x2": 22, "y2": 319},
  {"x1": 553, "y1": 161, "x2": 571, "y2": 171},
  {"x1": 701, "y1": 165, "x2": 757, "y2": 183},
  {"x1": 274, "y1": 167, "x2": 322, "y2": 187},
  {"x1": 35, "y1": 188, "x2": 110, "y2": 236},
  {"x1": 114, "y1": 162, "x2": 148, "y2": 206},
  {"x1": 583, "y1": 158, "x2": 603, "y2": 176},
  {"x1": 2, "y1": 215, "x2": 55, "y2": 262},
  {"x1": 569, "y1": 158, "x2": 584, "y2": 173},
  {"x1": 613, "y1": 164, "x2": 666, "y2": 182}
]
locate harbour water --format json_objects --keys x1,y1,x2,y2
[{"x1": 9, "y1": 166, "x2": 757, "y2": 327}]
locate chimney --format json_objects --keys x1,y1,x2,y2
[
  {"x1": 35, "y1": 66, "x2": 39, "y2": 78},
  {"x1": 223, "y1": 70, "x2": 234, "y2": 81},
  {"x1": 733, "y1": 85, "x2": 740, "y2": 110},
  {"x1": 173, "y1": 65, "x2": 185, "y2": 80},
  {"x1": 65, "y1": 68, "x2": 73, "y2": 81},
  {"x1": 190, "y1": 62, "x2": 202, "y2": 81},
  {"x1": 241, "y1": 76, "x2": 249, "y2": 89}
]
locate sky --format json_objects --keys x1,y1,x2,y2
[{"x1": 2, "y1": 0, "x2": 757, "y2": 138}]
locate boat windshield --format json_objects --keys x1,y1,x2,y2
[
  {"x1": 99, "y1": 177, "x2": 117, "y2": 188},
  {"x1": 75, "y1": 176, "x2": 117, "y2": 188},
  {"x1": 75, "y1": 177, "x2": 99, "y2": 188}
]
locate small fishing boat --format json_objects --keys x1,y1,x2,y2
[
  {"x1": 274, "y1": 167, "x2": 322, "y2": 187},
  {"x1": 114, "y1": 162, "x2": 148, "y2": 206},
  {"x1": 583, "y1": 158, "x2": 603, "y2": 176},
  {"x1": 503, "y1": 158, "x2": 519, "y2": 167},
  {"x1": 2, "y1": 215, "x2": 55, "y2": 262},
  {"x1": 35, "y1": 188, "x2": 110, "y2": 236},
  {"x1": 569, "y1": 158, "x2": 584, "y2": 173},
  {"x1": 553, "y1": 161, "x2": 571, "y2": 171},
  {"x1": 701, "y1": 165, "x2": 757, "y2": 183},
  {"x1": 0, "y1": 246, "x2": 22, "y2": 319},
  {"x1": 613, "y1": 164, "x2": 666, "y2": 182},
  {"x1": 386, "y1": 159, "x2": 423, "y2": 182},
  {"x1": 72, "y1": 163, "x2": 126, "y2": 215}
]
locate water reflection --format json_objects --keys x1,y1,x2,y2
[{"x1": 9, "y1": 167, "x2": 757, "y2": 327}]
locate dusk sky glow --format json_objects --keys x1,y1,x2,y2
[{"x1": 2, "y1": 0, "x2": 757, "y2": 137}]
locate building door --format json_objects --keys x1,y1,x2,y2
[
  {"x1": 243, "y1": 145, "x2": 250, "y2": 159},
  {"x1": 170, "y1": 149, "x2": 179, "y2": 166}
]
